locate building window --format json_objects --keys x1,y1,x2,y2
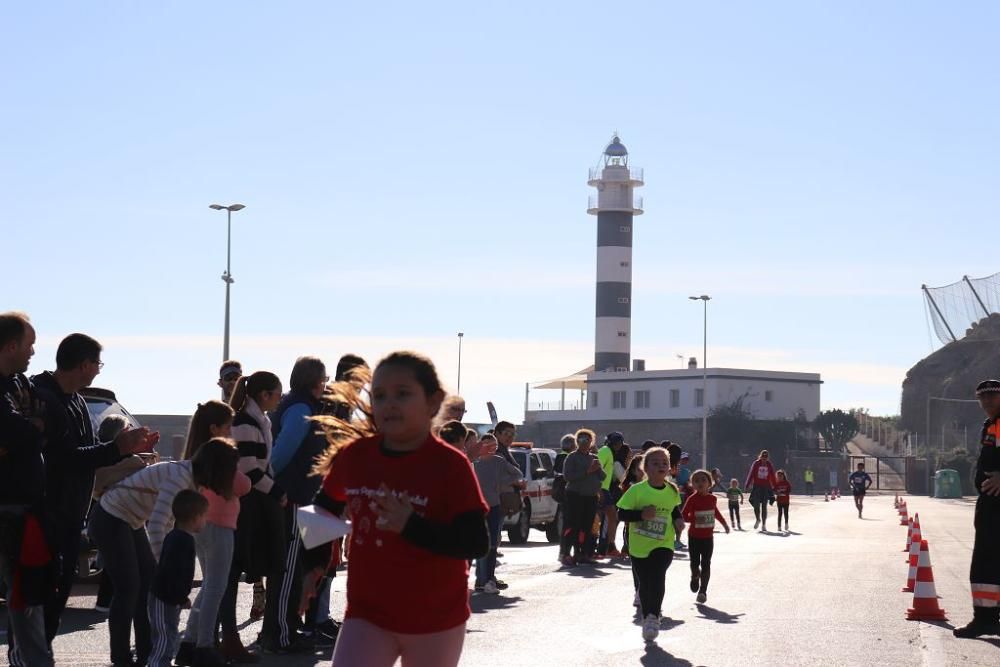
[
  {"x1": 765, "y1": 390, "x2": 773, "y2": 402},
  {"x1": 590, "y1": 392, "x2": 598, "y2": 408},
  {"x1": 617, "y1": 297, "x2": 630, "y2": 304},
  {"x1": 695, "y1": 388, "x2": 704, "y2": 407},
  {"x1": 635, "y1": 390, "x2": 650, "y2": 409},
  {"x1": 620, "y1": 261, "x2": 630, "y2": 267},
  {"x1": 619, "y1": 225, "x2": 631, "y2": 232},
  {"x1": 617, "y1": 331, "x2": 627, "y2": 337},
  {"x1": 670, "y1": 389, "x2": 680, "y2": 408},
  {"x1": 612, "y1": 391, "x2": 627, "y2": 410}
]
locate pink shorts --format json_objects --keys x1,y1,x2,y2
[{"x1": 331, "y1": 617, "x2": 466, "y2": 667}]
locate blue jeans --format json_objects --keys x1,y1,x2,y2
[
  {"x1": 475, "y1": 506, "x2": 503, "y2": 586},
  {"x1": 183, "y1": 523, "x2": 234, "y2": 647}
]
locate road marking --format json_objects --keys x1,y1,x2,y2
[{"x1": 917, "y1": 620, "x2": 948, "y2": 666}]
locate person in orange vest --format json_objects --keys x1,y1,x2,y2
[{"x1": 954, "y1": 379, "x2": 1000, "y2": 638}]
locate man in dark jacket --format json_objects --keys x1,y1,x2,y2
[
  {"x1": 0, "y1": 312, "x2": 53, "y2": 667},
  {"x1": 31, "y1": 333, "x2": 156, "y2": 642}
]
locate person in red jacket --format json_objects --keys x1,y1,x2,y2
[
  {"x1": 681, "y1": 470, "x2": 729, "y2": 603},
  {"x1": 744, "y1": 450, "x2": 777, "y2": 532},
  {"x1": 774, "y1": 470, "x2": 792, "y2": 532}
]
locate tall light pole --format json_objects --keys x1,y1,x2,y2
[
  {"x1": 210, "y1": 203, "x2": 245, "y2": 361},
  {"x1": 456, "y1": 332, "x2": 464, "y2": 394},
  {"x1": 689, "y1": 295, "x2": 712, "y2": 470}
]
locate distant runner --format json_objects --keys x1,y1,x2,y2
[{"x1": 848, "y1": 463, "x2": 872, "y2": 518}]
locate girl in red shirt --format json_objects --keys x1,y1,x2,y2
[
  {"x1": 681, "y1": 470, "x2": 729, "y2": 603},
  {"x1": 303, "y1": 352, "x2": 489, "y2": 667},
  {"x1": 774, "y1": 470, "x2": 792, "y2": 532}
]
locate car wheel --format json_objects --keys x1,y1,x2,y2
[
  {"x1": 545, "y1": 505, "x2": 563, "y2": 543},
  {"x1": 506, "y1": 503, "x2": 531, "y2": 544}
]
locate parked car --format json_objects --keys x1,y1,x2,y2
[{"x1": 503, "y1": 443, "x2": 563, "y2": 544}]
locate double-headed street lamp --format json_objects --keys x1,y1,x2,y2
[
  {"x1": 210, "y1": 203, "x2": 245, "y2": 361},
  {"x1": 689, "y1": 295, "x2": 712, "y2": 470}
]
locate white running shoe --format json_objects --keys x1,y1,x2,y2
[
  {"x1": 633, "y1": 591, "x2": 641, "y2": 607},
  {"x1": 482, "y1": 580, "x2": 500, "y2": 595},
  {"x1": 642, "y1": 614, "x2": 660, "y2": 641},
  {"x1": 696, "y1": 592, "x2": 707, "y2": 604}
]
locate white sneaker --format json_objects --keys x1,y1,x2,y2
[
  {"x1": 696, "y1": 592, "x2": 707, "y2": 604},
  {"x1": 633, "y1": 591, "x2": 641, "y2": 607},
  {"x1": 482, "y1": 580, "x2": 500, "y2": 595},
  {"x1": 642, "y1": 614, "x2": 660, "y2": 641}
]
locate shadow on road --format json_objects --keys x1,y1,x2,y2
[
  {"x1": 560, "y1": 567, "x2": 611, "y2": 579},
  {"x1": 470, "y1": 594, "x2": 523, "y2": 614},
  {"x1": 695, "y1": 603, "x2": 744, "y2": 624},
  {"x1": 639, "y1": 639, "x2": 694, "y2": 666},
  {"x1": 51, "y1": 608, "x2": 108, "y2": 634}
]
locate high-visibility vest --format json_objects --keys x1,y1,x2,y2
[{"x1": 804, "y1": 470, "x2": 815, "y2": 483}]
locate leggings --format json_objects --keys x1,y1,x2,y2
[
  {"x1": 630, "y1": 547, "x2": 674, "y2": 617},
  {"x1": 560, "y1": 491, "x2": 598, "y2": 560},
  {"x1": 750, "y1": 487, "x2": 769, "y2": 525},
  {"x1": 688, "y1": 537, "x2": 714, "y2": 594},
  {"x1": 777, "y1": 504, "x2": 789, "y2": 526},
  {"x1": 87, "y1": 504, "x2": 154, "y2": 666},
  {"x1": 331, "y1": 618, "x2": 465, "y2": 667},
  {"x1": 728, "y1": 502, "x2": 740, "y2": 527}
]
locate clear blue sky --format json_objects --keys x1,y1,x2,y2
[{"x1": 4, "y1": 2, "x2": 999, "y2": 423}]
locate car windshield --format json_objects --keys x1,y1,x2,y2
[{"x1": 512, "y1": 451, "x2": 527, "y2": 475}]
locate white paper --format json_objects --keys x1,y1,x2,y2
[{"x1": 297, "y1": 505, "x2": 351, "y2": 550}]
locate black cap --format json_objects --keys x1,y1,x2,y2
[
  {"x1": 607, "y1": 432, "x2": 625, "y2": 444},
  {"x1": 976, "y1": 380, "x2": 1000, "y2": 397}
]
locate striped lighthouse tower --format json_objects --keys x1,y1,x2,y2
[{"x1": 588, "y1": 135, "x2": 644, "y2": 372}]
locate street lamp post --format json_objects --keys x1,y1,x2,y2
[
  {"x1": 457, "y1": 332, "x2": 464, "y2": 394},
  {"x1": 210, "y1": 203, "x2": 246, "y2": 362},
  {"x1": 689, "y1": 295, "x2": 712, "y2": 470}
]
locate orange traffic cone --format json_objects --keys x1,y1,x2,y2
[
  {"x1": 902, "y1": 536, "x2": 920, "y2": 592},
  {"x1": 906, "y1": 540, "x2": 947, "y2": 621},
  {"x1": 906, "y1": 516, "x2": 921, "y2": 562},
  {"x1": 899, "y1": 502, "x2": 909, "y2": 526},
  {"x1": 894, "y1": 494, "x2": 900, "y2": 508},
  {"x1": 902, "y1": 517, "x2": 914, "y2": 552}
]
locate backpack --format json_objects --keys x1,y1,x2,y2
[{"x1": 552, "y1": 474, "x2": 567, "y2": 504}]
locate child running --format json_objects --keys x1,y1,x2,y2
[
  {"x1": 621, "y1": 454, "x2": 645, "y2": 561},
  {"x1": 774, "y1": 470, "x2": 792, "y2": 532},
  {"x1": 681, "y1": 470, "x2": 729, "y2": 603},
  {"x1": 148, "y1": 490, "x2": 209, "y2": 667},
  {"x1": 616, "y1": 447, "x2": 685, "y2": 641},
  {"x1": 302, "y1": 352, "x2": 489, "y2": 667},
  {"x1": 726, "y1": 479, "x2": 744, "y2": 530}
]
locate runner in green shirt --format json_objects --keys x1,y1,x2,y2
[
  {"x1": 617, "y1": 447, "x2": 685, "y2": 642},
  {"x1": 725, "y1": 479, "x2": 744, "y2": 530}
]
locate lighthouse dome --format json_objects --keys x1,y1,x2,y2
[{"x1": 604, "y1": 136, "x2": 628, "y2": 157}]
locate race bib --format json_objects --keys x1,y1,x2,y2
[
  {"x1": 757, "y1": 467, "x2": 768, "y2": 479},
  {"x1": 694, "y1": 510, "x2": 715, "y2": 529},
  {"x1": 635, "y1": 516, "x2": 667, "y2": 540}
]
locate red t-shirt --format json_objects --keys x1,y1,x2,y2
[
  {"x1": 681, "y1": 492, "x2": 728, "y2": 539},
  {"x1": 774, "y1": 480, "x2": 792, "y2": 505},
  {"x1": 321, "y1": 434, "x2": 487, "y2": 634}
]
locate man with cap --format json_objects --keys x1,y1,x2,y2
[
  {"x1": 954, "y1": 379, "x2": 1000, "y2": 638},
  {"x1": 218, "y1": 360, "x2": 242, "y2": 402},
  {"x1": 596, "y1": 432, "x2": 626, "y2": 557},
  {"x1": 554, "y1": 433, "x2": 576, "y2": 475}
]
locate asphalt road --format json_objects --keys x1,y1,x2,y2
[{"x1": 3, "y1": 494, "x2": 997, "y2": 666}]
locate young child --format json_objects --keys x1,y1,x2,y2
[
  {"x1": 774, "y1": 470, "x2": 792, "y2": 532},
  {"x1": 620, "y1": 455, "x2": 645, "y2": 560},
  {"x1": 726, "y1": 479, "x2": 744, "y2": 531},
  {"x1": 681, "y1": 470, "x2": 730, "y2": 603},
  {"x1": 616, "y1": 447, "x2": 685, "y2": 641},
  {"x1": 302, "y1": 352, "x2": 489, "y2": 667},
  {"x1": 148, "y1": 490, "x2": 209, "y2": 667}
]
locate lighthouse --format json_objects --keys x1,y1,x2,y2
[{"x1": 588, "y1": 135, "x2": 644, "y2": 372}]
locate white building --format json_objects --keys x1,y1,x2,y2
[{"x1": 525, "y1": 366, "x2": 821, "y2": 424}]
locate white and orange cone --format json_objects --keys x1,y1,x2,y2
[
  {"x1": 902, "y1": 517, "x2": 914, "y2": 552},
  {"x1": 906, "y1": 540, "x2": 947, "y2": 621},
  {"x1": 905, "y1": 516, "x2": 921, "y2": 562},
  {"x1": 899, "y1": 502, "x2": 909, "y2": 526},
  {"x1": 902, "y1": 536, "x2": 920, "y2": 592}
]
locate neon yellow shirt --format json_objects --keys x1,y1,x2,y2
[
  {"x1": 804, "y1": 470, "x2": 815, "y2": 483},
  {"x1": 598, "y1": 446, "x2": 614, "y2": 491},
  {"x1": 616, "y1": 480, "x2": 682, "y2": 558}
]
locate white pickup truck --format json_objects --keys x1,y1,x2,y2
[{"x1": 503, "y1": 444, "x2": 563, "y2": 544}]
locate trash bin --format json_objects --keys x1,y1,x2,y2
[{"x1": 933, "y1": 469, "x2": 962, "y2": 499}]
